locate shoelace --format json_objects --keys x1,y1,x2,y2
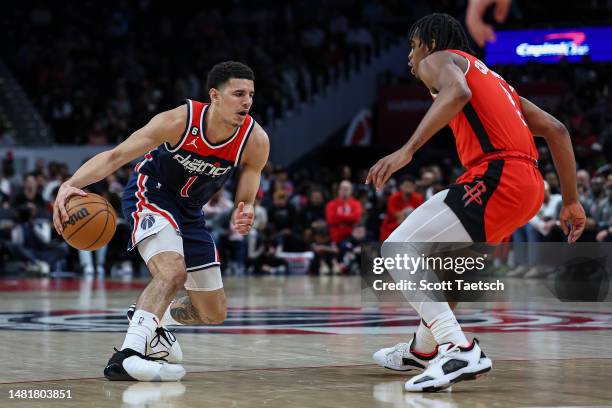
[
  {"x1": 146, "y1": 327, "x2": 176, "y2": 360},
  {"x1": 430, "y1": 344, "x2": 460, "y2": 365},
  {"x1": 113, "y1": 347, "x2": 168, "y2": 362}
]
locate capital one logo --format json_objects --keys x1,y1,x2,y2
[
  {"x1": 173, "y1": 154, "x2": 231, "y2": 177},
  {"x1": 516, "y1": 31, "x2": 589, "y2": 58}
]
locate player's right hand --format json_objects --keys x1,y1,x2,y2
[
  {"x1": 558, "y1": 201, "x2": 586, "y2": 243},
  {"x1": 465, "y1": 0, "x2": 511, "y2": 47},
  {"x1": 53, "y1": 183, "x2": 88, "y2": 235},
  {"x1": 366, "y1": 149, "x2": 412, "y2": 191}
]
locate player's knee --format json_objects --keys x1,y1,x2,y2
[
  {"x1": 202, "y1": 308, "x2": 226, "y2": 325},
  {"x1": 195, "y1": 295, "x2": 227, "y2": 324},
  {"x1": 168, "y1": 269, "x2": 188, "y2": 291},
  {"x1": 149, "y1": 252, "x2": 188, "y2": 290}
]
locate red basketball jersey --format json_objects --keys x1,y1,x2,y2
[{"x1": 444, "y1": 49, "x2": 538, "y2": 168}]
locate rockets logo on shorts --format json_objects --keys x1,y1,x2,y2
[{"x1": 462, "y1": 181, "x2": 487, "y2": 207}]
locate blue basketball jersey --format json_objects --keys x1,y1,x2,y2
[{"x1": 134, "y1": 99, "x2": 255, "y2": 207}]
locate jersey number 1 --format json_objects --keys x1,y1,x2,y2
[{"x1": 180, "y1": 176, "x2": 197, "y2": 197}]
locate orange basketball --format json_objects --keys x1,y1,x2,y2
[{"x1": 62, "y1": 193, "x2": 117, "y2": 251}]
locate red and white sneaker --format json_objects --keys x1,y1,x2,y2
[
  {"x1": 404, "y1": 339, "x2": 492, "y2": 392},
  {"x1": 373, "y1": 334, "x2": 439, "y2": 371}
]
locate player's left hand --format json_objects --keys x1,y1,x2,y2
[
  {"x1": 366, "y1": 149, "x2": 412, "y2": 191},
  {"x1": 559, "y1": 201, "x2": 586, "y2": 243},
  {"x1": 232, "y1": 202, "x2": 255, "y2": 235}
]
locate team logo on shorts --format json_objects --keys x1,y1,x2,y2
[
  {"x1": 0, "y1": 308, "x2": 610, "y2": 334},
  {"x1": 140, "y1": 215, "x2": 156, "y2": 230},
  {"x1": 462, "y1": 181, "x2": 487, "y2": 206}
]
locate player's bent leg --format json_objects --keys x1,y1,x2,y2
[
  {"x1": 129, "y1": 226, "x2": 186, "y2": 363},
  {"x1": 105, "y1": 242, "x2": 187, "y2": 381},
  {"x1": 163, "y1": 266, "x2": 227, "y2": 325},
  {"x1": 373, "y1": 190, "x2": 491, "y2": 390}
]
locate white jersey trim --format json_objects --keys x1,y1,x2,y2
[
  {"x1": 165, "y1": 99, "x2": 193, "y2": 153},
  {"x1": 199, "y1": 104, "x2": 241, "y2": 149},
  {"x1": 234, "y1": 117, "x2": 255, "y2": 166}
]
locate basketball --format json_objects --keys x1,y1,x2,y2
[{"x1": 62, "y1": 193, "x2": 117, "y2": 251}]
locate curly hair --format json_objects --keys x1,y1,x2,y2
[{"x1": 409, "y1": 13, "x2": 474, "y2": 55}]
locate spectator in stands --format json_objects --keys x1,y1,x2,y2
[
  {"x1": 13, "y1": 174, "x2": 45, "y2": 210},
  {"x1": 267, "y1": 189, "x2": 297, "y2": 238},
  {"x1": 299, "y1": 188, "x2": 327, "y2": 230},
  {"x1": 417, "y1": 170, "x2": 436, "y2": 200},
  {"x1": 203, "y1": 188, "x2": 233, "y2": 243},
  {"x1": 326, "y1": 180, "x2": 363, "y2": 243},
  {"x1": 544, "y1": 171, "x2": 561, "y2": 195},
  {"x1": 379, "y1": 175, "x2": 424, "y2": 241},
  {"x1": 339, "y1": 223, "x2": 369, "y2": 275},
  {"x1": 310, "y1": 221, "x2": 340, "y2": 275},
  {"x1": 41, "y1": 162, "x2": 66, "y2": 203},
  {"x1": 595, "y1": 174, "x2": 612, "y2": 242},
  {"x1": 509, "y1": 181, "x2": 562, "y2": 278},
  {"x1": 250, "y1": 237, "x2": 288, "y2": 274},
  {"x1": 11, "y1": 203, "x2": 68, "y2": 274},
  {"x1": 577, "y1": 169, "x2": 594, "y2": 210},
  {"x1": 588, "y1": 176, "x2": 607, "y2": 215}
]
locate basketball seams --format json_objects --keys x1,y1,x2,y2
[
  {"x1": 82, "y1": 208, "x2": 110, "y2": 250},
  {"x1": 63, "y1": 209, "x2": 108, "y2": 241},
  {"x1": 63, "y1": 193, "x2": 117, "y2": 250}
]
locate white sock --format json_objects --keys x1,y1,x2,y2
[
  {"x1": 409, "y1": 301, "x2": 468, "y2": 347},
  {"x1": 426, "y1": 310, "x2": 469, "y2": 347},
  {"x1": 413, "y1": 319, "x2": 438, "y2": 353},
  {"x1": 160, "y1": 301, "x2": 183, "y2": 326},
  {"x1": 121, "y1": 309, "x2": 159, "y2": 354}
]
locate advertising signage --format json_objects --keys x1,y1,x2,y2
[{"x1": 485, "y1": 26, "x2": 612, "y2": 65}]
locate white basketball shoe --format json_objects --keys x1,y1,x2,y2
[
  {"x1": 404, "y1": 339, "x2": 492, "y2": 392},
  {"x1": 104, "y1": 347, "x2": 185, "y2": 381},
  {"x1": 373, "y1": 333, "x2": 439, "y2": 371},
  {"x1": 127, "y1": 304, "x2": 183, "y2": 363}
]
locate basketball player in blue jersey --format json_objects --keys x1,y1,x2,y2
[{"x1": 53, "y1": 61, "x2": 269, "y2": 381}]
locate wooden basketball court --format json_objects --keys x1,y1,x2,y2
[{"x1": 0, "y1": 275, "x2": 611, "y2": 407}]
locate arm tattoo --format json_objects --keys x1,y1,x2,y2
[{"x1": 170, "y1": 296, "x2": 203, "y2": 325}]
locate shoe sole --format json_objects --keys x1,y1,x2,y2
[
  {"x1": 104, "y1": 363, "x2": 137, "y2": 381},
  {"x1": 384, "y1": 366, "x2": 421, "y2": 372},
  {"x1": 406, "y1": 357, "x2": 492, "y2": 393},
  {"x1": 417, "y1": 365, "x2": 491, "y2": 393}
]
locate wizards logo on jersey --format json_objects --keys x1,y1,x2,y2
[{"x1": 173, "y1": 153, "x2": 232, "y2": 177}]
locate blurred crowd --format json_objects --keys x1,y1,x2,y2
[
  {"x1": 2, "y1": 2, "x2": 612, "y2": 277},
  {"x1": 1, "y1": 147, "x2": 611, "y2": 277},
  {"x1": 2, "y1": 0, "x2": 418, "y2": 145}
]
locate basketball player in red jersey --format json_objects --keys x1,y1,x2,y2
[
  {"x1": 367, "y1": 14, "x2": 586, "y2": 391},
  {"x1": 53, "y1": 62, "x2": 269, "y2": 381}
]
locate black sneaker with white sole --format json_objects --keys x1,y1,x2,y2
[
  {"x1": 104, "y1": 347, "x2": 186, "y2": 382},
  {"x1": 126, "y1": 304, "x2": 183, "y2": 363}
]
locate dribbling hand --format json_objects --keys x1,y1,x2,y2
[
  {"x1": 232, "y1": 202, "x2": 255, "y2": 235},
  {"x1": 53, "y1": 183, "x2": 88, "y2": 235}
]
